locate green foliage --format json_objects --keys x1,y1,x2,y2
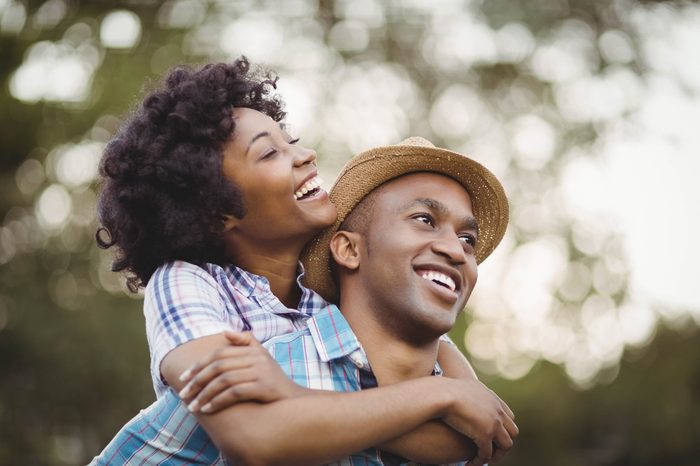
[
  {"x1": 487, "y1": 324, "x2": 700, "y2": 466},
  {"x1": 1, "y1": 0, "x2": 698, "y2": 464}
]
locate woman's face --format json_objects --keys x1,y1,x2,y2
[{"x1": 221, "y1": 108, "x2": 337, "y2": 246}]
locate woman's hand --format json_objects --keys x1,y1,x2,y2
[{"x1": 177, "y1": 330, "x2": 304, "y2": 414}]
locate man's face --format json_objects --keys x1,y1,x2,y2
[{"x1": 357, "y1": 172, "x2": 478, "y2": 342}]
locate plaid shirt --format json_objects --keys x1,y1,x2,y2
[
  {"x1": 92, "y1": 303, "x2": 456, "y2": 466},
  {"x1": 92, "y1": 260, "x2": 327, "y2": 465},
  {"x1": 265, "y1": 304, "x2": 451, "y2": 465},
  {"x1": 144, "y1": 261, "x2": 326, "y2": 397}
]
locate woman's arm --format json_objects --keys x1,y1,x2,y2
[
  {"x1": 161, "y1": 333, "x2": 516, "y2": 466},
  {"x1": 437, "y1": 338, "x2": 479, "y2": 379}
]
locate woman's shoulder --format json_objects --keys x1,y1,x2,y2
[
  {"x1": 142, "y1": 261, "x2": 236, "y2": 303},
  {"x1": 146, "y1": 260, "x2": 229, "y2": 287}
]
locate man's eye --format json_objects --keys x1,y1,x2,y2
[
  {"x1": 459, "y1": 234, "x2": 476, "y2": 247},
  {"x1": 414, "y1": 214, "x2": 434, "y2": 226}
]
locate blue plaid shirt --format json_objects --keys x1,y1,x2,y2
[
  {"x1": 264, "y1": 304, "x2": 448, "y2": 465},
  {"x1": 92, "y1": 304, "x2": 458, "y2": 465},
  {"x1": 92, "y1": 262, "x2": 461, "y2": 465}
]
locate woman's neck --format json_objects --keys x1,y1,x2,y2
[{"x1": 226, "y1": 238, "x2": 305, "y2": 308}]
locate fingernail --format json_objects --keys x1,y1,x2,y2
[
  {"x1": 187, "y1": 400, "x2": 199, "y2": 412},
  {"x1": 179, "y1": 386, "x2": 191, "y2": 398},
  {"x1": 201, "y1": 403, "x2": 212, "y2": 413},
  {"x1": 179, "y1": 369, "x2": 192, "y2": 382}
]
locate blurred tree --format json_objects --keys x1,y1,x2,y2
[{"x1": 0, "y1": 0, "x2": 697, "y2": 464}]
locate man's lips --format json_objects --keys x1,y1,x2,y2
[{"x1": 413, "y1": 264, "x2": 462, "y2": 294}]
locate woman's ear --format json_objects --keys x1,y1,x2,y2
[
  {"x1": 220, "y1": 214, "x2": 238, "y2": 233},
  {"x1": 330, "y1": 230, "x2": 362, "y2": 271}
]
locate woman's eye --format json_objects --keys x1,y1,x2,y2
[
  {"x1": 260, "y1": 148, "x2": 277, "y2": 160},
  {"x1": 289, "y1": 137, "x2": 300, "y2": 144}
]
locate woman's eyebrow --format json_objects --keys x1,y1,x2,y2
[{"x1": 245, "y1": 131, "x2": 270, "y2": 155}]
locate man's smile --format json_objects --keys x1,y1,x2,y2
[{"x1": 413, "y1": 263, "x2": 464, "y2": 304}]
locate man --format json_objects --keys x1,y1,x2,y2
[
  {"x1": 93, "y1": 136, "x2": 516, "y2": 465},
  {"x1": 263, "y1": 136, "x2": 516, "y2": 464}
]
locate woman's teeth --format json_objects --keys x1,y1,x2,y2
[
  {"x1": 419, "y1": 271, "x2": 456, "y2": 292},
  {"x1": 294, "y1": 177, "x2": 322, "y2": 200}
]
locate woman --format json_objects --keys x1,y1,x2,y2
[{"x1": 93, "y1": 58, "x2": 506, "y2": 465}]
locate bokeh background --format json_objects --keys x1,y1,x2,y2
[{"x1": 1, "y1": 0, "x2": 699, "y2": 464}]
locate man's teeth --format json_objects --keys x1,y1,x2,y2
[
  {"x1": 294, "y1": 177, "x2": 322, "y2": 200},
  {"x1": 419, "y1": 271, "x2": 456, "y2": 292}
]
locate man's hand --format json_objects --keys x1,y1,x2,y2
[
  {"x1": 440, "y1": 377, "x2": 519, "y2": 466},
  {"x1": 177, "y1": 331, "x2": 304, "y2": 413}
]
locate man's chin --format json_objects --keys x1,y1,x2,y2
[{"x1": 411, "y1": 311, "x2": 458, "y2": 340}]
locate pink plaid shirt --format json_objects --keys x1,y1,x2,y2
[{"x1": 143, "y1": 260, "x2": 328, "y2": 397}]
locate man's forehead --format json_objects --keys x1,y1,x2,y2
[
  {"x1": 370, "y1": 172, "x2": 477, "y2": 226},
  {"x1": 375, "y1": 172, "x2": 471, "y2": 202}
]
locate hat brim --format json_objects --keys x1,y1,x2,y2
[{"x1": 302, "y1": 143, "x2": 509, "y2": 304}]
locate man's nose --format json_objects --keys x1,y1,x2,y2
[{"x1": 431, "y1": 230, "x2": 466, "y2": 265}]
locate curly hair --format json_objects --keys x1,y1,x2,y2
[{"x1": 96, "y1": 58, "x2": 286, "y2": 292}]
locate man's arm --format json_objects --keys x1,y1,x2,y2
[
  {"x1": 162, "y1": 334, "x2": 514, "y2": 466},
  {"x1": 377, "y1": 341, "x2": 489, "y2": 463},
  {"x1": 380, "y1": 421, "x2": 478, "y2": 464}
]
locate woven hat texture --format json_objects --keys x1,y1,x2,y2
[{"x1": 302, "y1": 136, "x2": 509, "y2": 303}]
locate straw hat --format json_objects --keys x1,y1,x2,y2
[{"x1": 302, "y1": 136, "x2": 509, "y2": 304}]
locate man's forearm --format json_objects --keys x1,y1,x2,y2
[
  {"x1": 366, "y1": 339, "x2": 479, "y2": 463},
  {"x1": 162, "y1": 334, "x2": 455, "y2": 465},
  {"x1": 199, "y1": 378, "x2": 452, "y2": 466},
  {"x1": 379, "y1": 420, "x2": 477, "y2": 463}
]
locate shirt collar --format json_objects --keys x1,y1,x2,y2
[
  {"x1": 224, "y1": 262, "x2": 328, "y2": 315},
  {"x1": 297, "y1": 262, "x2": 330, "y2": 314},
  {"x1": 306, "y1": 305, "x2": 445, "y2": 376},
  {"x1": 306, "y1": 305, "x2": 363, "y2": 363},
  {"x1": 225, "y1": 265, "x2": 260, "y2": 297}
]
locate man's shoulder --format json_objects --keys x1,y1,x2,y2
[{"x1": 90, "y1": 390, "x2": 223, "y2": 465}]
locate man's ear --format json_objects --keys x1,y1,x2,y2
[
  {"x1": 330, "y1": 230, "x2": 362, "y2": 271},
  {"x1": 220, "y1": 214, "x2": 238, "y2": 233}
]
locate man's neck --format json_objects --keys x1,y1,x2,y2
[
  {"x1": 225, "y1": 238, "x2": 305, "y2": 308},
  {"x1": 338, "y1": 295, "x2": 440, "y2": 386}
]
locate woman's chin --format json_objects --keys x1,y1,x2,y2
[{"x1": 304, "y1": 203, "x2": 338, "y2": 231}]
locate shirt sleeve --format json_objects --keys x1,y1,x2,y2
[{"x1": 144, "y1": 261, "x2": 237, "y2": 391}]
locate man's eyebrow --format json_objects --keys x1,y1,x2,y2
[
  {"x1": 400, "y1": 197, "x2": 479, "y2": 234},
  {"x1": 245, "y1": 131, "x2": 270, "y2": 155},
  {"x1": 462, "y1": 216, "x2": 479, "y2": 235},
  {"x1": 399, "y1": 198, "x2": 448, "y2": 215}
]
